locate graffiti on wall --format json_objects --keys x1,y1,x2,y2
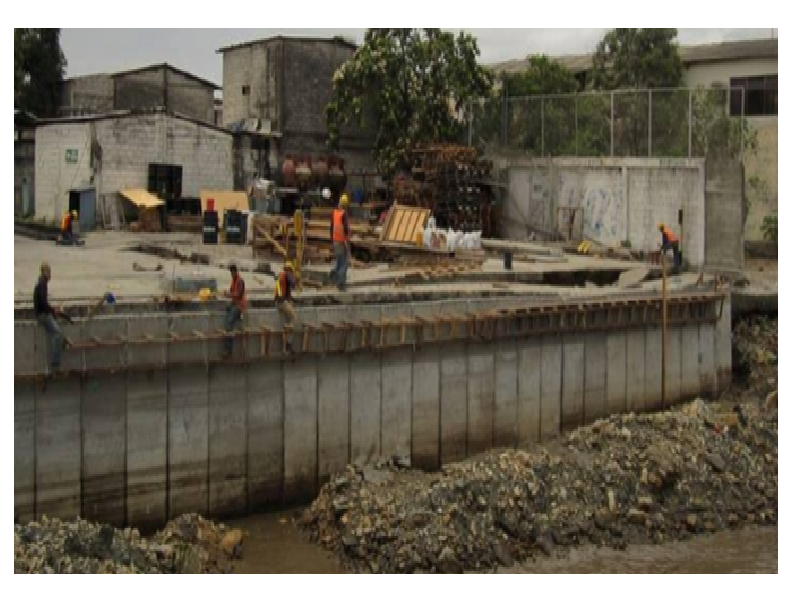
[{"x1": 557, "y1": 170, "x2": 625, "y2": 245}]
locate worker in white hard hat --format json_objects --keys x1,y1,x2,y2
[{"x1": 329, "y1": 193, "x2": 350, "y2": 291}]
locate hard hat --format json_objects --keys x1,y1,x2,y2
[
  {"x1": 71, "y1": 210, "x2": 78, "y2": 217},
  {"x1": 339, "y1": 193, "x2": 349, "y2": 207},
  {"x1": 284, "y1": 261, "x2": 295, "y2": 271},
  {"x1": 322, "y1": 188, "x2": 331, "y2": 200}
]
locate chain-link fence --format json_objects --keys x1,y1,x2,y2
[{"x1": 467, "y1": 87, "x2": 748, "y2": 159}]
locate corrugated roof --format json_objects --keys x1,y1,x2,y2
[
  {"x1": 490, "y1": 37, "x2": 778, "y2": 76},
  {"x1": 120, "y1": 189, "x2": 164, "y2": 209},
  {"x1": 217, "y1": 35, "x2": 357, "y2": 54}
]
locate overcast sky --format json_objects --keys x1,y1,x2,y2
[{"x1": 61, "y1": 28, "x2": 776, "y2": 85}]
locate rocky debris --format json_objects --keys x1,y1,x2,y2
[
  {"x1": 300, "y1": 400, "x2": 777, "y2": 573},
  {"x1": 732, "y1": 316, "x2": 777, "y2": 404},
  {"x1": 15, "y1": 514, "x2": 244, "y2": 574}
]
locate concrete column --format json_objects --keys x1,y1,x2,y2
[
  {"x1": 584, "y1": 333, "x2": 607, "y2": 424},
  {"x1": 561, "y1": 335, "x2": 585, "y2": 430},
  {"x1": 168, "y1": 366, "x2": 209, "y2": 518},
  {"x1": 247, "y1": 362, "x2": 284, "y2": 509},
  {"x1": 284, "y1": 360, "x2": 318, "y2": 502},
  {"x1": 493, "y1": 340, "x2": 519, "y2": 448},
  {"x1": 644, "y1": 327, "x2": 663, "y2": 412},
  {"x1": 714, "y1": 295, "x2": 732, "y2": 393},
  {"x1": 412, "y1": 345, "x2": 440, "y2": 471},
  {"x1": 15, "y1": 382, "x2": 36, "y2": 524},
  {"x1": 467, "y1": 344, "x2": 494, "y2": 454},
  {"x1": 380, "y1": 348, "x2": 412, "y2": 459},
  {"x1": 350, "y1": 353, "x2": 381, "y2": 466},
  {"x1": 681, "y1": 325, "x2": 701, "y2": 400},
  {"x1": 82, "y1": 374, "x2": 126, "y2": 526},
  {"x1": 127, "y1": 370, "x2": 168, "y2": 529},
  {"x1": 517, "y1": 337, "x2": 541, "y2": 445},
  {"x1": 626, "y1": 330, "x2": 646, "y2": 412},
  {"x1": 36, "y1": 377, "x2": 81, "y2": 520},
  {"x1": 540, "y1": 335, "x2": 562, "y2": 439},
  {"x1": 440, "y1": 343, "x2": 468, "y2": 464},
  {"x1": 209, "y1": 364, "x2": 247, "y2": 516},
  {"x1": 317, "y1": 356, "x2": 350, "y2": 485},
  {"x1": 606, "y1": 332, "x2": 627, "y2": 415},
  {"x1": 698, "y1": 322, "x2": 717, "y2": 397}
]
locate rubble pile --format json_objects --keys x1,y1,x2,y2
[
  {"x1": 732, "y1": 315, "x2": 778, "y2": 404},
  {"x1": 15, "y1": 513, "x2": 244, "y2": 574},
  {"x1": 301, "y1": 400, "x2": 778, "y2": 573}
]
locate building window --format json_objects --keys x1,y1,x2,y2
[
  {"x1": 730, "y1": 75, "x2": 778, "y2": 117},
  {"x1": 242, "y1": 85, "x2": 250, "y2": 96}
]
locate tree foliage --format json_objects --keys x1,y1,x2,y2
[
  {"x1": 326, "y1": 29, "x2": 493, "y2": 176},
  {"x1": 590, "y1": 28, "x2": 683, "y2": 90},
  {"x1": 15, "y1": 28, "x2": 67, "y2": 117}
]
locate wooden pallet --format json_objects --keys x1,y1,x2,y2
[{"x1": 380, "y1": 203, "x2": 430, "y2": 244}]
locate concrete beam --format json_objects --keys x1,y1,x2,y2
[
  {"x1": 247, "y1": 362, "x2": 284, "y2": 509},
  {"x1": 126, "y1": 370, "x2": 168, "y2": 529},
  {"x1": 36, "y1": 377, "x2": 81, "y2": 520},
  {"x1": 517, "y1": 337, "x2": 541, "y2": 445},
  {"x1": 15, "y1": 382, "x2": 36, "y2": 524},
  {"x1": 540, "y1": 335, "x2": 562, "y2": 439},
  {"x1": 626, "y1": 330, "x2": 646, "y2": 412},
  {"x1": 493, "y1": 340, "x2": 518, "y2": 448},
  {"x1": 467, "y1": 345, "x2": 494, "y2": 454},
  {"x1": 584, "y1": 333, "x2": 607, "y2": 424},
  {"x1": 209, "y1": 364, "x2": 247, "y2": 516},
  {"x1": 283, "y1": 359, "x2": 318, "y2": 502},
  {"x1": 317, "y1": 356, "x2": 350, "y2": 485},
  {"x1": 561, "y1": 335, "x2": 585, "y2": 430},
  {"x1": 380, "y1": 348, "x2": 412, "y2": 459},
  {"x1": 440, "y1": 343, "x2": 467, "y2": 464},
  {"x1": 412, "y1": 345, "x2": 440, "y2": 470},
  {"x1": 606, "y1": 332, "x2": 627, "y2": 415},
  {"x1": 350, "y1": 353, "x2": 381, "y2": 466},
  {"x1": 82, "y1": 374, "x2": 126, "y2": 526},
  {"x1": 168, "y1": 366, "x2": 209, "y2": 518}
]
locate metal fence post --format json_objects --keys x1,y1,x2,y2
[
  {"x1": 688, "y1": 89, "x2": 692, "y2": 158},
  {"x1": 610, "y1": 91, "x2": 615, "y2": 157},
  {"x1": 575, "y1": 94, "x2": 579, "y2": 156},
  {"x1": 541, "y1": 98, "x2": 545, "y2": 157},
  {"x1": 648, "y1": 89, "x2": 652, "y2": 157}
]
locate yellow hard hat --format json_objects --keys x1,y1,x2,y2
[
  {"x1": 339, "y1": 193, "x2": 349, "y2": 207},
  {"x1": 284, "y1": 261, "x2": 295, "y2": 271}
]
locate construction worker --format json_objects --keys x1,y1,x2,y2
[
  {"x1": 329, "y1": 193, "x2": 350, "y2": 291},
  {"x1": 222, "y1": 264, "x2": 247, "y2": 358},
  {"x1": 658, "y1": 222, "x2": 682, "y2": 271},
  {"x1": 275, "y1": 261, "x2": 297, "y2": 352},
  {"x1": 60, "y1": 210, "x2": 76, "y2": 243},
  {"x1": 34, "y1": 262, "x2": 66, "y2": 371}
]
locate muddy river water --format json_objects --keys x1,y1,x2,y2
[{"x1": 228, "y1": 510, "x2": 777, "y2": 574}]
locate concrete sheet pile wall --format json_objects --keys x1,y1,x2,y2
[{"x1": 14, "y1": 296, "x2": 730, "y2": 525}]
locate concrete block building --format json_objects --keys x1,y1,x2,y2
[
  {"x1": 218, "y1": 36, "x2": 375, "y2": 190},
  {"x1": 14, "y1": 110, "x2": 37, "y2": 216},
  {"x1": 34, "y1": 109, "x2": 233, "y2": 226},
  {"x1": 60, "y1": 63, "x2": 220, "y2": 125}
]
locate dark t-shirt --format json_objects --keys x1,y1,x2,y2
[{"x1": 34, "y1": 276, "x2": 53, "y2": 316}]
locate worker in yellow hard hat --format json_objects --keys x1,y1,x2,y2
[
  {"x1": 329, "y1": 193, "x2": 350, "y2": 291},
  {"x1": 275, "y1": 261, "x2": 297, "y2": 352},
  {"x1": 657, "y1": 222, "x2": 682, "y2": 271}
]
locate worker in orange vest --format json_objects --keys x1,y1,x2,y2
[
  {"x1": 60, "y1": 210, "x2": 77, "y2": 243},
  {"x1": 658, "y1": 222, "x2": 682, "y2": 271},
  {"x1": 222, "y1": 263, "x2": 247, "y2": 358},
  {"x1": 329, "y1": 193, "x2": 350, "y2": 291},
  {"x1": 275, "y1": 261, "x2": 297, "y2": 353}
]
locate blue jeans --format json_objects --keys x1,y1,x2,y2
[
  {"x1": 330, "y1": 242, "x2": 348, "y2": 289},
  {"x1": 37, "y1": 313, "x2": 63, "y2": 368},
  {"x1": 224, "y1": 305, "x2": 242, "y2": 354}
]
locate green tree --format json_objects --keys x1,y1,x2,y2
[
  {"x1": 15, "y1": 28, "x2": 67, "y2": 117},
  {"x1": 326, "y1": 29, "x2": 493, "y2": 176}
]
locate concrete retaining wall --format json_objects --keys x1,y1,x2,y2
[{"x1": 14, "y1": 296, "x2": 730, "y2": 526}]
